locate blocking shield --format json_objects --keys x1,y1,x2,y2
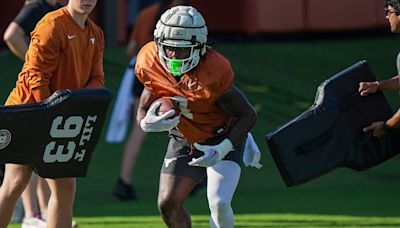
[
  {"x1": 0, "y1": 88, "x2": 112, "y2": 178},
  {"x1": 266, "y1": 61, "x2": 400, "y2": 187}
]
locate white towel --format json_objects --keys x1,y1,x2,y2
[
  {"x1": 243, "y1": 133, "x2": 263, "y2": 169},
  {"x1": 105, "y1": 57, "x2": 136, "y2": 143}
]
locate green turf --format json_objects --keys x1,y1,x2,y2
[
  {"x1": 8, "y1": 214, "x2": 400, "y2": 227},
  {"x1": 2, "y1": 34, "x2": 400, "y2": 227}
]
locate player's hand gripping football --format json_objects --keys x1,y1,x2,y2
[
  {"x1": 359, "y1": 81, "x2": 379, "y2": 96},
  {"x1": 188, "y1": 139, "x2": 233, "y2": 167},
  {"x1": 140, "y1": 101, "x2": 180, "y2": 132}
]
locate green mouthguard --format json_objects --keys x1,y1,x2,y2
[{"x1": 169, "y1": 59, "x2": 183, "y2": 76}]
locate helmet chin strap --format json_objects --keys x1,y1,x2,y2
[{"x1": 169, "y1": 59, "x2": 184, "y2": 76}]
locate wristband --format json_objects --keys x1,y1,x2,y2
[{"x1": 375, "y1": 81, "x2": 380, "y2": 92}]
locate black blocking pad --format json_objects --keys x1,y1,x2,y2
[
  {"x1": 0, "y1": 88, "x2": 112, "y2": 178},
  {"x1": 265, "y1": 61, "x2": 400, "y2": 187}
]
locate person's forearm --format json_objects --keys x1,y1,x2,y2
[
  {"x1": 32, "y1": 86, "x2": 51, "y2": 102},
  {"x1": 226, "y1": 110, "x2": 257, "y2": 145},
  {"x1": 136, "y1": 88, "x2": 156, "y2": 125},
  {"x1": 386, "y1": 109, "x2": 400, "y2": 128},
  {"x1": 5, "y1": 37, "x2": 28, "y2": 60},
  {"x1": 136, "y1": 108, "x2": 147, "y2": 125},
  {"x1": 216, "y1": 85, "x2": 257, "y2": 145},
  {"x1": 3, "y1": 22, "x2": 28, "y2": 61},
  {"x1": 378, "y1": 76, "x2": 400, "y2": 91}
]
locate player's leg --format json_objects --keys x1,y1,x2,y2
[
  {"x1": 21, "y1": 173, "x2": 39, "y2": 218},
  {"x1": 120, "y1": 116, "x2": 146, "y2": 182},
  {"x1": 46, "y1": 177, "x2": 75, "y2": 228},
  {"x1": 0, "y1": 164, "x2": 33, "y2": 227},
  {"x1": 207, "y1": 137, "x2": 245, "y2": 228},
  {"x1": 157, "y1": 131, "x2": 206, "y2": 227},
  {"x1": 114, "y1": 97, "x2": 146, "y2": 200},
  {"x1": 207, "y1": 161, "x2": 241, "y2": 228},
  {"x1": 157, "y1": 173, "x2": 198, "y2": 227},
  {"x1": 39, "y1": 179, "x2": 77, "y2": 228},
  {"x1": 37, "y1": 176, "x2": 50, "y2": 218},
  {"x1": 21, "y1": 173, "x2": 48, "y2": 227}
]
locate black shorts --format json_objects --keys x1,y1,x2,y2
[{"x1": 161, "y1": 129, "x2": 245, "y2": 182}]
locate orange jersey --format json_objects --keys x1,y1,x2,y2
[
  {"x1": 136, "y1": 42, "x2": 236, "y2": 143},
  {"x1": 6, "y1": 7, "x2": 105, "y2": 105},
  {"x1": 130, "y1": 2, "x2": 160, "y2": 49}
]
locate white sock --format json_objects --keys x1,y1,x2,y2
[{"x1": 207, "y1": 160, "x2": 241, "y2": 228}]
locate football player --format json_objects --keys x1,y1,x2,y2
[
  {"x1": 359, "y1": 0, "x2": 400, "y2": 137},
  {"x1": 0, "y1": 0, "x2": 104, "y2": 227},
  {"x1": 136, "y1": 5, "x2": 257, "y2": 228}
]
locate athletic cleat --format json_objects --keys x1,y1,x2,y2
[
  {"x1": 113, "y1": 178, "x2": 137, "y2": 201},
  {"x1": 21, "y1": 216, "x2": 46, "y2": 228}
]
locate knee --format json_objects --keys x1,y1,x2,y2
[
  {"x1": 157, "y1": 196, "x2": 181, "y2": 217},
  {"x1": 1, "y1": 177, "x2": 28, "y2": 199},
  {"x1": 50, "y1": 178, "x2": 76, "y2": 198},
  {"x1": 209, "y1": 198, "x2": 231, "y2": 213}
]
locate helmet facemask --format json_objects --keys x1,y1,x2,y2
[{"x1": 156, "y1": 39, "x2": 202, "y2": 76}]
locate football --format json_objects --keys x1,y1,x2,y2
[{"x1": 154, "y1": 97, "x2": 180, "y2": 118}]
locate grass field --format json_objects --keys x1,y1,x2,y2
[{"x1": 2, "y1": 33, "x2": 400, "y2": 227}]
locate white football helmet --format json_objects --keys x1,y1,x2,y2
[{"x1": 154, "y1": 5, "x2": 208, "y2": 76}]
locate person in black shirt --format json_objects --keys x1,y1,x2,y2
[{"x1": 3, "y1": 0, "x2": 61, "y2": 60}]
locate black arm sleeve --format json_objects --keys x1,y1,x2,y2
[
  {"x1": 14, "y1": 2, "x2": 43, "y2": 35},
  {"x1": 14, "y1": 0, "x2": 61, "y2": 36}
]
